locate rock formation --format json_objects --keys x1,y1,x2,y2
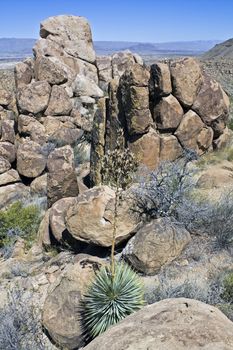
[
  {"x1": 90, "y1": 57, "x2": 230, "y2": 185},
  {"x1": 83, "y1": 298, "x2": 233, "y2": 350}
]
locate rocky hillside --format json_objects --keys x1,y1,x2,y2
[
  {"x1": 203, "y1": 38, "x2": 233, "y2": 60},
  {"x1": 0, "y1": 14, "x2": 233, "y2": 350}
]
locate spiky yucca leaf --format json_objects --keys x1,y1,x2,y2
[{"x1": 81, "y1": 262, "x2": 144, "y2": 340}]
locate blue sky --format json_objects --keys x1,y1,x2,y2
[{"x1": 0, "y1": 0, "x2": 232, "y2": 42}]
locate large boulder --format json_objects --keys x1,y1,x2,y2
[
  {"x1": 150, "y1": 62, "x2": 172, "y2": 97},
  {"x1": 0, "y1": 119, "x2": 15, "y2": 143},
  {"x1": 192, "y1": 74, "x2": 230, "y2": 125},
  {"x1": 96, "y1": 55, "x2": 113, "y2": 91},
  {"x1": 18, "y1": 114, "x2": 46, "y2": 145},
  {"x1": 42, "y1": 256, "x2": 103, "y2": 350},
  {"x1": 34, "y1": 56, "x2": 69, "y2": 85},
  {"x1": 39, "y1": 15, "x2": 96, "y2": 63},
  {"x1": 14, "y1": 58, "x2": 34, "y2": 89},
  {"x1": 72, "y1": 74, "x2": 103, "y2": 98},
  {"x1": 17, "y1": 81, "x2": 51, "y2": 114},
  {"x1": 66, "y1": 185, "x2": 139, "y2": 247},
  {"x1": 0, "y1": 141, "x2": 16, "y2": 163},
  {"x1": 129, "y1": 128, "x2": 160, "y2": 170},
  {"x1": 112, "y1": 51, "x2": 139, "y2": 79},
  {"x1": 17, "y1": 140, "x2": 47, "y2": 178},
  {"x1": 45, "y1": 85, "x2": 73, "y2": 116},
  {"x1": 0, "y1": 183, "x2": 30, "y2": 210},
  {"x1": 197, "y1": 161, "x2": 233, "y2": 189},
  {"x1": 153, "y1": 94, "x2": 183, "y2": 130},
  {"x1": 0, "y1": 87, "x2": 12, "y2": 106},
  {"x1": 122, "y1": 85, "x2": 153, "y2": 135},
  {"x1": 170, "y1": 57, "x2": 203, "y2": 107},
  {"x1": 30, "y1": 173, "x2": 47, "y2": 195},
  {"x1": 175, "y1": 110, "x2": 214, "y2": 155},
  {"x1": 47, "y1": 145, "x2": 79, "y2": 207},
  {"x1": 0, "y1": 156, "x2": 11, "y2": 174},
  {"x1": 0, "y1": 169, "x2": 20, "y2": 186},
  {"x1": 49, "y1": 197, "x2": 78, "y2": 242},
  {"x1": 159, "y1": 134, "x2": 183, "y2": 161},
  {"x1": 83, "y1": 298, "x2": 233, "y2": 350},
  {"x1": 124, "y1": 218, "x2": 191, "y2": 275}
]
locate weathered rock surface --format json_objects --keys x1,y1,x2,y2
[
  {"x1": 35, "y1": 56, "x2": 69, "y2": 85},
  {"x1": 197, "y1": 161, "x2": 233, "y2": 189},
  {"x1": 150, "y1": 62, "x2": 172, "y2": 97},
  {"x1": 129, "y1": 129, "x2": 160, "y2": 170},
  {"x1": 124, "y1": 218, "x2": 191, "y2": 274},
  {"x1": 122, "y1": 85, "x2": 152, "y2": 135},
  {"x1": 192, "y1": 74, "x2": 229, "y2": 124},
  {"x1": 17, "y1": 140, "x2": 47, "y2": 178},
  {"x1": 42, "y1": 256, "x2": 103, "y2": 349},
  {"x1": 0, "y1": 156, "x2": 11, "y2": 174},
  {"x1": 153, "y1": 94, "x2": 183, "y2": 130},
  {"x1": 15, "y1": 58, "x2": 34, "y2": 88},
  {"x1": 83, "y1": 298, "x2": 233, "y2": 350},
  {"x1": 0, "y1": 169, "x2": 20, "y2": 186},
  {"x1": 49, "y1": 197, "x2": 77, "y2": 242},
  {"x1": 0, "y1": 88, "x2": 12, "y2": 106},
  {"x1": 18, "y1": 114, "x2": 46, "y2": 144},
  {"x1": 40, "y1": 15, "x2": 96, "y2": 63},
  {"x1": 72, "y1": 74, "x2": 103, "y2": 98},
  {"x1": 0, "y1": 183, "x2": 30, "y2": 209},
  {"x1": 30, "y1": 173, "x2": 47, "y2": 195},
  {"x1": 17, "y1": 81, "x2": 51, "y2": 114},
  {"x1": 0, "y1": 141, "x2": 16, "y2": 163},
  {"x1": 45, "y1": 85, "x2": 73, "y2": 116},
  {"x1": 159, "y1": 134, "x2": 183, "y2": 161},
  {"x1": 1, "y1": 119, "x2": 15, "y2": 143},
  {"x1": 170, "y1": 57, "x2": 203, "y2": 107},
  {"x1": 175, "y1": 110, "x2": 214, "y2": 155},
  {"x1": 66, "y1": 185, "x2": 138, "y2": 247},
  {"x1": 47, "y1": 146, "x2": 79, "y2": 207}
]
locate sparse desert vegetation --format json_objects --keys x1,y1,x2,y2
[{"x1": 0, "y1": 6, "x2": 233, "y2": 350}]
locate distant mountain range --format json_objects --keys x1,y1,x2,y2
[
  {"x1": 94, "y1": 40, "x2": 222, "y2": 56},
  {"x1": 202, "y1": 38, "x2": 233, "y2": 59},
  {"x1": 0, "y1": 38, "x2": 222, "y2": 64}
]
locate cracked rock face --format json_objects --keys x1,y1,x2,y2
[
  {"x1": 66, "y1": 185, "x2": 139, "y2": 247},
  {"x1": 123, "y1": 217, "x2": 191, "y2": 275},
  {"x1": 83, "y1": 298, "x2": 233, "y2": 350}
]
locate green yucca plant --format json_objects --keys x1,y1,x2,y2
[
  {"x1": 81, "y1": 262, "x2": 144, "y2": 340},
  {"x1": 81, "y1": 130, "x2": 143, "y2": 342}
]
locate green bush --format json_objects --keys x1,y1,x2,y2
[
  {"x1": 81, "y1": 262, "x2": 144, "y2": 341},
  {"x1": 221, "y1": 272, "x2": 233, "y2": 303},
  {"x1": 0, "y1": 201, "x2": 42, "y2": 249}
]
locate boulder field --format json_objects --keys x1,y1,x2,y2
[
  {"x1": 0, "y1": 14, "x2": 233, "y2": 350},
  {"x1": 0, "y1": 14, "x2": 230, "y2": 207}
]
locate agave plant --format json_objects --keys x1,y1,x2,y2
[{"x1": 81, "y1": 262, "x2": 144, "y2": 340}]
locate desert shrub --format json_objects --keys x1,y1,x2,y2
[
  {"x1": 145, "y1": 270, "x2": 233, "y2": 321},
  {"x1": 0, "y1": 201, "x2": 42, "y2": 255},
  {"x1": 133, "y1": 149, "x2": 233, "y2": 249},
  {"x1": 221, "y1": 272, "x2": 233, "y2": 303},
  {"x1": 81, "y1": 262, "x2": 144, "y2": 341},
  {"x1": 196, "y1": 146, "x2": 233, "y2": 169},
  {"x1": 145, "y1": 273, "x2": 222, "y2": 306},
  {"x1": 183, "y1": 189, "x2": 233, "y2": 250},
  {"x1": 133, "y1": 149, "x2": 198, "y2": 222},
  {"x1": 0, "y1": 288, "x2": 51, "y2": 350}
]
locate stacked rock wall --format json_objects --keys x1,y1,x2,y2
[
  {"x1": 0, "y1": 15, "x2": 144, "y2": 208},
  {"x1": 90, "y1": 57, "x2": 231, "y2": 185},
  {"x1": 0, "y1": 14, "x2": 231, "y2": 207}
]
